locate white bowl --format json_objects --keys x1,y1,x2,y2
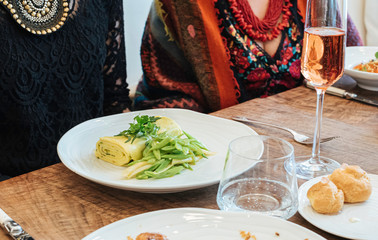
[{"x1": 344, "y1": 46, "x2": 378, "y2": 91}]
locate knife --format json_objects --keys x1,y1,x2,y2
[
  {"x1": 304, "y1": 81, "x2": 378, "y2": 107},
  {"x1": 0, "y1": 208, "x2": 34, "y2": 240}
]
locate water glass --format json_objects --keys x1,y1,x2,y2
[{"x1": 216, "y1": 135, "x2": 298, "y2": 219}]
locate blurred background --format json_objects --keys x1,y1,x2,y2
[{"x1": 123, "y1": 0, "x2": 152, "y2": 90}]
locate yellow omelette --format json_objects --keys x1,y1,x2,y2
[{"x1": 95, "y1": 116, "x2": 182, "y2": 166}]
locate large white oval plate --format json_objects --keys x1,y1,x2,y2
[
  {"x1": 57, "y1": 108, "x2": 257, "y2": 193},
  {"x1": 298, "y1": 174, "x2": 378, "y2": 240},
  {"x1": 82, "y1": 208, "x2": 326, "y2": 240}
]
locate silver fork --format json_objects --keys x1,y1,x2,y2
[{"x1": 232, "y1": 116, "x2": 340, "y2": 145}]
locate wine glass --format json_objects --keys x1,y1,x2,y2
[{"x1": 293, "y1": 0, "x2": 347, "y2": 179}]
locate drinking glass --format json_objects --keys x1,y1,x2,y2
[
  {"x1": 293, "y1": 0, "x2": 347, "y2": 179},
  {"x1": 216, "y1": 135, "x2": 298, "y2": 219}
]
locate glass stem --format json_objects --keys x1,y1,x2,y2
[{"x1": 310, "y1": 87, "x2": 326, "y2": 163}]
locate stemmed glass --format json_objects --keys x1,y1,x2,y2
[{"x1": 294, "y1": 0, "x2": 347, "y2": 179}]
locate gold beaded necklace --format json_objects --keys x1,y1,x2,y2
[{"x1": 0, "y1": 0, "x2": 69, "y2": 35}]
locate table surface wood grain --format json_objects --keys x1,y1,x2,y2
[{"x1": 1, "y1": 86, "x2": 377, "y2": 240}]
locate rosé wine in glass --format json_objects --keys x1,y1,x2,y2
[
  {"x1": 287, "y1": 0, "x2": 347, "y2": 180},
  {"x1": 301, "y1": 27, "x2": 345, "y2": 89}
]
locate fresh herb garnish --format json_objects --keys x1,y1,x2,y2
[{"x1": 116, "y1": 115, "x2": 161, "y2": 143}]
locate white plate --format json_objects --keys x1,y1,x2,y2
[
  {"x1": 82, "y1": 208, "x2": 326, "y2": 240},
  {"x1": 298, "y1": 174, "x2": 378, "y2": 240},
  {"x1": 344, "y1": 46, "x2": 378, "y2": 91},
  {"x1": 57, "y1": 108, "x2": 257, "y2": 193}
]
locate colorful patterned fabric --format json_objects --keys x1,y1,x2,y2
[
  {"x1": 215, "y1": 0, "x2": 304, "y2": 102},
  {"x1": 134, "y1": 0, "x2": 363, "y2": 113}
]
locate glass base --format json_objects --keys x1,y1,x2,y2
[{"x1": 287, "y1": 155, "x2": 341, "y2": 180}]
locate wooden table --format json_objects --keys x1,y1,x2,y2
[{"x1": 1, "y1": 86, "x2": 377, "y2": 240}]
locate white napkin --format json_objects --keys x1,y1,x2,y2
[{"x1": 0, "y1": 208, "x2": 12, "y2": 226}]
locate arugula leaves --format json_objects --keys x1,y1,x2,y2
[{"x1": 116, "y1": 115, "x2": 161, "y2": 143}]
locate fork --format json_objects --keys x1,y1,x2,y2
[{"x1": 232, "y1": 116, "x2": 340, "y2": 145}]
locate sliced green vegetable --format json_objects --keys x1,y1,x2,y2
[
  {"x1": 117, "y1": 115, "x2": 212, "y2": 180},
  {"x1": 143, "y1": 166, "x2": 185, "y2": 179}
]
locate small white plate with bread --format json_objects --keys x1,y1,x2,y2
[{"x1": 298, "y1": 165, "x2": 377, "y2": 240}]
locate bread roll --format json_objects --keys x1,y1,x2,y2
[
  {"x1": 307, "y1": 177, "x2": 344, "y2": 214},
  {"x1": 329, "y1": 163, "x2": 372, "y2": 203}
]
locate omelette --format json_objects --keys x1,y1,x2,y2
[{"x1": 95, "y1": 116, "x2": 182, "y2": 166}]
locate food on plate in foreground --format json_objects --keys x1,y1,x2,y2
[
  {"x1": 353, "y1": 51, "x2": 378, "y2": 73},
  {"x1": 307, "y1": 177, "x2": 344, "y2": 214},
  {"x1": 128, "y1": 230, "x2": 285, "y2": 239},
  {"x1": 307, "y1": 163, "x2": 372, "y2": 214},
  {"x1": 240, "y1": 230, "x2": 257, "y2": 240},
  {"x1": 329, "y1": 163, "x2": 372, "y2": 203},
  {"x1": 95, "y1": 115, "x2": 214, "y2": 180},
  {"x1": 127, "y1": 232, "x2": 168, "y2": 240}
]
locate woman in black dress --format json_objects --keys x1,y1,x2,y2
[{"x1": 0, "y1": 0, "x2": 131, "y2": 179}]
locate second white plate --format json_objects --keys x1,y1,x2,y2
[
  {"x1": 57, "y1": 108, "x2": 257, "y2": 193},
  {"x1": 82, "y1": 208, "x2": 326, "y2": 240},
  {"x1": 298, "y1": 174, "x2": 378, "y2": 240}
]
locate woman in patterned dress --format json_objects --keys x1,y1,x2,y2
[{"x1": 133, "y1": 0, "x2": 363, "y2": 113}]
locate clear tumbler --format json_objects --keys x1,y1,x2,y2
[{"x1": 217, "y1": 135, "x2": 298, "y2": 219}]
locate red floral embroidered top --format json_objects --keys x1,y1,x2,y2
[{"x1": 215, "y1": 0, "x2": 304, "y2": 101}]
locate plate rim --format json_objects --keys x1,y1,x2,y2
[
  {"x1": 82, "y1": 207, "x2": 327, "y2": 240},
  {"x1": 298, "y1": 173, "x2": 378, "y2": 240},
  {"x1": 57, "y1": 108, "x2": 258, "y2": 193}
]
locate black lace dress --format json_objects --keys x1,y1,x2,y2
[{"x1": 0, "y1": 0, "x2": 131, "y2": 178}]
